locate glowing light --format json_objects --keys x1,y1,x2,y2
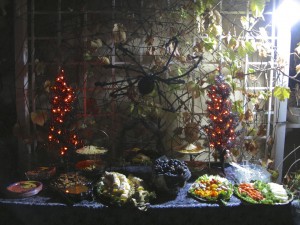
[
  {"x1": 205, "y1": 74, "x2": 238, "y2": 163},
  {"x1": 49, "y1": 69, "x2": 81, "y2": 155},
  {"x1": 273, "y1": 0, "x2": 300, "y2": 30}
]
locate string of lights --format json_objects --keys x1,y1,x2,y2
[
  {"x1": 48, "y1": 69, "x2": 81, "y2": 156},
  {"x1": 205, "y1": 73, "x2": 239, "y2": 166}
]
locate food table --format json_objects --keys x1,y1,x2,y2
[{"x1": 0, "y1": 166, "x2": 298, "y2": 225}]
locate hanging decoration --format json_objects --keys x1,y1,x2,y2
[
  {"x1": 204, "y1": 73, "x2": 239, "y2": 169},
  {"x1": 48, "y1": 69, "x2": 81, "y2": 156}
]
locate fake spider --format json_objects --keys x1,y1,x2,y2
[{"x1": 95, "y1": 37, "x2": 203, "y2": 112}]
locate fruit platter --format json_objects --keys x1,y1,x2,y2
[
  {"x1": 95, "y1": 171, "x2": 155, "y2": 211},
  {"x1": 152, "y1": 157, "x2": 191, "y2": 195},
  {"x1": 188, "y1": 174, "x2": 233, "y2": 203},
  {"x1": 234, "y1": 180, "x2": 293, "y2": 205}
]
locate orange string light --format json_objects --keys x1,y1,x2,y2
[
  {"x1": 205, "y1": 73, "x2": 239, "y2": 164},
  {"x1": 48, "y1": 69, "x2": 81, "y2": 156}
]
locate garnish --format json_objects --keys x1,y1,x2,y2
[
  {"x1": 188, "y1": 174, "x2": 233, "y2": 202},
  {"x1": 234, "y1": 180, "x2": 291, "y2": 204}
]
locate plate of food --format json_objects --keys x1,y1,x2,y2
[
  {"x1": 188, "y1": 174, "x2": 233, "y2": 203},
  {"x1": 75, "y1": 159, "x2": 104, "y2": 172},
  {"x1": 234, "y1": 180, "x2": 293, "y2": 205},
  {"x1": 50, "y1": 172, "x2": 92, "y2": 201},
  {"x1": 95, "y1": 171, "x2": 155, "y2": 210},
  {"x1": 76, "y1": 145, "x2": 108, "y2": 155},
  {"x1": 176, "y1": 143, "x2": 204, "y2": 155},
  {"x1": 25, "y1": 166, "x2": 56, "y2": 180},
  {"x1": 7, "y1": 181, "x2": 43, "y2": 197}
]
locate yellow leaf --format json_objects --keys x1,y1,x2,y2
[
  {"x1": 44, "y1": 80, "x2": 51, "y2": 93},
  {"x1": 240, "y1": 16, "x2": 248, "y2": 29},
  {"x1": 91, "y1": 39, "x2": 102, "y2": 48},
  {"x1": 250, "y1": 0, "x2": 267, "y2": 18},
  {"x1": 35, "y1": 60, "x2": 46, "y2": 76},
  {"x1": 98, "y1": 56, "x2": 110, "y2": 65},
  {"x1": 31, "y1": 110, "x2": 48, "y2": 126},
  {"x1": 113, "y1": 23, "x2": 126, "y2": 43},
  {"x1": 273, "y1": 86, "x2": 290, "y2": 101}
]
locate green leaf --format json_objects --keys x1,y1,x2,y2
[
  {"x1": 240, "y1": 16, "x2": 248, "y2": 29},
  {"x1": 208, "y1": 24, "x2": 222, "y2": 37},
  {"x1": 245, "y1": 41, "x2": 256, "y2": 55},
  {"x1": 195, "y1": 0, "x2": 216, "y2": 15},
  {"x1": 203, "y1": 37, "x2": 217, "y2": 52},
  {"x1": 177, "y1": 68, "x2": 183, "y2": 75},
  {"x1": 237, "y1": 40, "x2": 247, "y2": 57},
  {"x1": 186, "y1": 81, "x2": 201, "y2": 99},
  {"x1": 83, "y1": 51, "x2": 93, "y2": 61},
  {"x1": 207, "y1": 73, "x2": 216, "y2": 84},
  {"x1": 233, "y1": 100, "x2": 244, "y2": 115},
  {"x1": 130, "y1": 103, "x2": 135, "y2": 113},
  {"x1": 258, "y1": 90, "x2": 271, "y2": 100},
  {"x1": 237, "y1": 40, "x2": 255, "y2": 57},
  {"x1": 91, "y1": 39, "x2": 102, "y2": 48},
  {"x1": 250, "y1": 0, "x2": 268, "y2": 18},
  {"x1": 248, "y1": 68, "x2": 256, "y2": 74},
  {"x1": 273, "y1": 86, "x2": 291, "y2": 101}
]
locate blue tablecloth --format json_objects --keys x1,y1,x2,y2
[{"x1": 0, "y1": 165, "x2": 298, "y2": 225}]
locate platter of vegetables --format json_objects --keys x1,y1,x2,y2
[
  {"x1": 188, "y1": 174, "x2": 233, "y2": 202},
  {"x1": 234, "y1": 180, "x2": 293, "y2": 205}
]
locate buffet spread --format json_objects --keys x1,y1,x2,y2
[
  {"x1": 1, "y1": 148, "x2": 299, "y2": 225},
  {"x1": 1, "y1": 146, "x2": 294, "y2": 211}
]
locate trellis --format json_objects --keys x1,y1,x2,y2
[{"x1": 14, "y1": 0, "x2": 290, "y2": 180}]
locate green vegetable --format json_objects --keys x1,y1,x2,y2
[{"x1": 234, "y1": 180, "x2": 291, "y2": 205}]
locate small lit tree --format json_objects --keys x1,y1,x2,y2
[
  {"x1": 48, "y1": 69, "x2": 81, "y2": 156},
  {"x1": 205, "y1": 74, "x2": 239, "y2": 170}
]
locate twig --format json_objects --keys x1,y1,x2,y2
[{"x1": 276, "y1": 145, "x2": 300, "y2": 171}]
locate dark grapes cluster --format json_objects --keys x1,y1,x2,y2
[{"x1": 153, "y1": 158, "x2": 190, "y2": 177}]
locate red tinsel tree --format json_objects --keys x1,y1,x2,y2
[
  {"x1": 205, "y1": 74, "x2": 239, "y2": 169},
  {"x1": 48, "y1": 69, "x2": 81, "y2": 156}
]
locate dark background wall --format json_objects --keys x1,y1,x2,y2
[
  {"x1": 0, "y1": 0, "x2": 18, "y2": 182},
  {"x1": 0, "y1": 0, "x2": 15, "y2": 136}
]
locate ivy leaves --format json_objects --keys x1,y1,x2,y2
[
  {"x1": 273, "y1": 86, "x2": 291, "y2": 101},
  {"x1": 250, "y1": 0, "x2": 270, "y2": 18}
]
